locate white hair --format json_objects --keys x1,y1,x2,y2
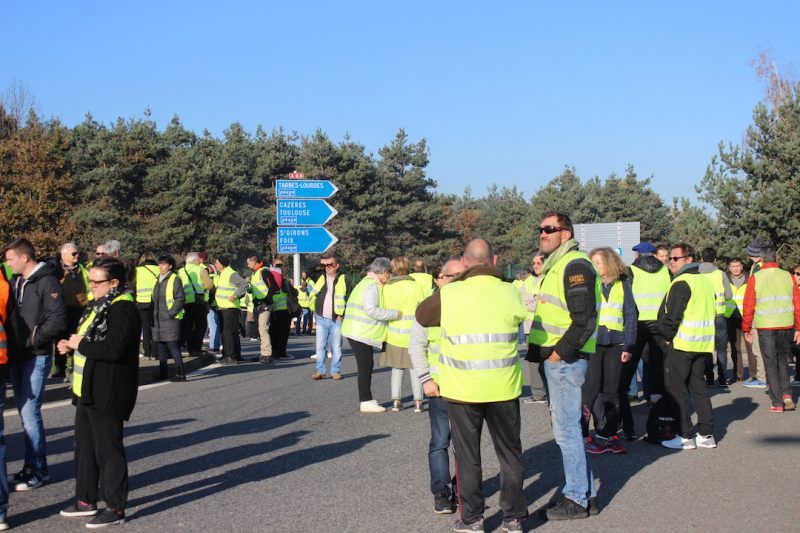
[
  {"x1": 104, "y1": 239, "x2": 121, "y2": 255},
  {"x1": 60, "y1": 242, "x2": 78, "y2": 253},
  {"x1": 186, "y1": 252, "x2": 200, "y2": 263}
]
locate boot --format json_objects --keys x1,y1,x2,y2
[
  {"x1": 155, "y1": 361, "x2": 168, "y2": 381},
  {"x1": 170, "y1": 368, "x2": 186, "y2": 382}
]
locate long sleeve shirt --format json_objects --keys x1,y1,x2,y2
[{"x1": 741, "y1": 263, "x2": 800, "y2": 332}]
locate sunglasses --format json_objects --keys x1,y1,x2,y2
[
  {"x1": 71, "y1": 252, "x2": 79, "y2": 257},
  {"x1": 321, "y1": 263, "x2": 337, "y2": 268},
  {"x1": 793, "y1": 271, "x2": 800, "y2": 276},
  {"x1": 669, "y1": 255, "x2": 689, "y2": 262},
  {"x1": 538, "y1": 225, "x2": 565, "y2": 235},
  {"x1": 95, "y1": 252, "x2": 105, "y2": 256}
]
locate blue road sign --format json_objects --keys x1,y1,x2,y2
[
  {"x1": 276, "y1": 179, "x2": 338, "y2": 199},
  {"x1": 277, "y1": 227, "x2": 339, "y2": 254},
  {"x1": 277, "y1": 199, "x2": 338, "y2": 226}
]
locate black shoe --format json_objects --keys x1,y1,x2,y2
[
  {"x1": 434, "y1": 491, "x2": 456, "y2": 514},
  {"x1": 623, "y1": 431, "x2": 640, "y2": 441},
  {"x1": 453, "y1": 518, "x2": 484, "y2": 532},
  {"x1": 169, "y1": 374, "x2": 187, "y2": 382},
  {"x1": 51, "y1": 370, "x2": 66, "y2": 378},
  {"x1": 587, "y1": 497, "x2": 599, "y2": 516},
  {"x1": 500, "y1": 517, "x2": 523, "y2": 533},
  {"x1": 546, "y1": 496, "x2": 588, "y2": 521},
  {"x1": 86, "y1": 508, "x2": 125, "y2": 529},
  {"x1": 219, "y1": 357, "x2": 235, "y2": 365},
  {"x1": 60, "y1": 500, "x2": 98, "y2": 517}
]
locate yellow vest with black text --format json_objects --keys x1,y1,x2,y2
[
  {"x1": 384, "y1": 278, "x2": 425, "y2": 348},
  {"x1": 135, "y1": 265, "x2": 159, "y2": 304},
  {"x1": 599, "y1": 280, "x2": 624, "y2": 332},
  {"x1": 753, "y1": 268, "x2": 795, "y2": 329},
  {"x1": 529, "y1": 251, "x2": 600, "y2": 353},
  {"x1": 437, "y1": 275, "x2": 525, "y2": 402},
  {"x1": 701, "y1": 268, "x2": 726, "y2": 316},
  {"x1": 724, "y1": 282, "x2": 747, "y2": 318},
  {"x1": 215, "y1": 266, "x2": 241, "y2": 309},
  {"x1": 668, "y1": 273, "x2": 715, "y2": 353},
  {"x1": 73, "y1": 293, "x2": 134, "y2": 397},
  {"x1": 341, "y1": 277, "x2": 387, "y2": 344},
  {"x1": 630, "y1": 265, "x2": 670, "y2": 321}
]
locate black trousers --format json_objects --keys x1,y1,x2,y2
[
  {"x1": 758, "y1": 329, "x2": 793, "y2": 406},
  {"x1": 446, "y1": 399, "x2": 527, "y2": 524},
  {"x1": 663, "y1": 346, "x2": 715, "y2": 438},
  {"x1": 726, "y1": 312, "x2": 742, "y2": 376},
  {"x1": 220, "y1": 309, "x2": 241, "y2": 360},
  {"x1": 270, "y1": 310, "x2": 292, "y2": 358},
  {"x1": 348, "y1": 338, "x2": 376, "y2": 402},
  {"x1": 582, "y1": 345, "x2": 624, "y2": 438},
  {"x1": 181, "y1": 301, "x2": 208, "y2": 353},
  {"x1": 138, "y1": 307, "x2": 156, "y2": 358},
  {"x1": 74, "y1": 404, "x2": 128, "y2": 510},
  {"x1": 619, "y1": 322, "x2": 664, "y2": 434}
]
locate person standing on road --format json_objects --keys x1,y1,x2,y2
[
  {"x1": 57, "y1": 242, "x2": 92, "y2": 380},
  {"x1": 341, "y1": 257, "x2": 401, "y2": 413},
  {"x1": 791, "y1": 264, "x2": 800, "y2": 386},
  {"x1": 133, "y1": 252, "x2": 160, "y2": 360},
  {"x1": 724, "y1": 258, "x2": 757, "y2": 383},
  {"x1": 152, "y1": 255, "x2": 186, "y2": 381},
  {"x1": 699, "y1": 247, "x2": 733, "y2": 388},
  {"x1": 268, "y1": 260, "x2": 293, "y2": 361},
  {"x1": 528, "y1": 212, "x2": 600, "y2": 520},
  {"x1": 4, "y1": 237, "x2": 67, "y2": 492},
  {"x1": 180, "y1": 253, "x2": 212, "y2": 358},
  {"x1": 741, "y1": 246, "x2": 800, "y2": 413},
  {"x1": 214, "y1": 256, "x2": 249, "y2": 365},
  {"x1": 309, "y1": 253, "x2": 347, "y2": 378},
  {"x1": 57, "y1": 257, "x2": 140, "y2": 528},
  {"x1": 246, "y1": 256, "x2": 280, "y2": 365},
  {"x1": 522, "y1": 253, "x2": 548, "y2": 405},
  {"x1": 658, "y1": 243, "x2": 717, "y2": 450},
  {"x1": 409, "y1": 257, "x2": 464, "y2": 515},
  {"x1": 0, "y1": 268, "x2": 12, "y2": 529},
  {"x1": 415, "y1": 239, "x2": 527, "y2": 533}
]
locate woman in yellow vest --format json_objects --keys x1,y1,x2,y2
[
  {"x1": 152, "y1": 255, "x2": 186, "y2": 381},
  {"x1": 341, "y1": 257, "x2": 402, "y2": 413},
  {"x1": 379, "y1": 257, "x2": 426, "y2": 412},
  {"x1": 56, "y1": 257, "x2": 141, "y2": 527},
  {"x1": 582, "y1": 248, "x2": 637, "y2": 455}
]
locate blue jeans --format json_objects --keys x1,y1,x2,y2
[
  {"x1": 9, "y1": 354, "x2": 52, "y2": 476},
  {"x1": 315, "y1": 315, "x2": 342, "y2": 375},
  {"x1": 295, "y1": 308, "x2": 311, "y2": 334},
  {"x1": 428, "y1": 396, "x2": 452, "y2": 494},
  {"x1": 207, "y1": 309, "x2": 221, "y2": 350},
  {"x1": 0, "y1": 367, "x2": 8, "y2": 519},
  {"x1": 544, "y1": 358, "x2": 595, "y2": 507}
]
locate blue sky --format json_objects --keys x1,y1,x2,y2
[{"x1": 3, "y1": 2, "x2": 798, "y2": 203}]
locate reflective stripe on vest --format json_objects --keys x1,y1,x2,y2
[
  {"x1": 436, "y1": 274, "x2": 525, "y2": 403},
  {"x1": 668, "y1": 273, "x2": 715, "y2": 352},
  {"x1": 701, "y1": 268, "x2": 726, "y2": 316},
  {"x1": 341, "y1": 277, "x2": 388, "y2": 345},
  {"x1": 724, "y1": 282, "x2": 747, "y2": 318},
  {"x1": 178, "y1": 267, "x2": 196, "y2": 304},
  {"x1": 73, "y1": 293, "x2": 135, "y2": 397},
  {"x1": 165, "y1": 273, "x2": 185, "y2": 319},
  {"x1": 135, "y1": 265, "x2": 159, "y2": 304},
  {"x1": 250, "y1": 268, "x2": 269, "y2": 300},
  {"x1": 753, "y1": 268, "x2": 795, "y2": 329},
  {"x1": 529, "y1": 251, "x2": 599, "y2": 353},
  {"x1": 384, "y1": 278, "x2": 425, "y2": 348},
  {"x1": 599, "y1": 280, "x2": 625, "y2": 332},
  {"x1": 215, "y1": 267, "x2": 241, "y2": 309},
  {"x1": 630, "y1": 265, "x2": 670, "y2": 321}
]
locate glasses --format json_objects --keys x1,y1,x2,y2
[
  {"x1": 793, "y1": 271, "x2": 800, "y2": 276},
  {"x1": 89, "y1": 279, "x2": 110, "y2": 286},
  {"x1": 321, "y1": 263, "x2": 337, "y2": 269},
  {"x1": 669, "y1": 256, "x2": 689, "y2": 262},
  {"x1": 70, "y1": 251, "x2": 79, "y2": 257},
  {"x1": 438, "y1": 273, "x2": 456, "y2": 279},
  {"x1": 538, "y1": 225, "x2": 565, "y2": 235},
  {"x1": 95, "y1": 252, "x2": 105, "y2": 257}
]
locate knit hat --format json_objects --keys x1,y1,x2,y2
[{"x1": 745, "y1": 238, "x2": 764, "y2": 257}]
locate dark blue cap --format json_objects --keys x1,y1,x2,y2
[{"x1": 632, "y1": 242, "x2": 657, "y2": 254}]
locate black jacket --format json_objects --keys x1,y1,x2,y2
[
  {"x1": 312, "y1": 272, "x2": 346, "y2": 319},
  {"x1": 8, "y1": 262, "x2": 67, "y2": 361},
  {"x1": 657, "y1": 263, "x2": 698, "y2": 342},
  {"x1": 75, "y1": 299, "x2": 141, "y2": 421}
]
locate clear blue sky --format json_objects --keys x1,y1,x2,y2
[{"x1": 3, "y1": 1, "x2": 798, "y2": 203}]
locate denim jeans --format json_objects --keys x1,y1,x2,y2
[
  {"x1": 544, "y1": 358, "x2": 595, "y2": 507},
  {"x1": 428, "y1": 396, "x2": 452, "y2": 494},
  {"x1": 705, "y1": 315, "x2": 729, "y2": 382},
  {"x1": 9, "y1": 354, "x2": 52, "y2": 476},
  {"x1": 207, "y1": 309, "x2": 221, "y2": 350},
  {"x1": 0, "y1": 366, "x2": 8, "y2": 519},
  {"x1": 296, "y1": 308, "x2": 311, "y2": 334},
  {"x1": 315, "y1": 315, "x2": 342, "y2": 375}
]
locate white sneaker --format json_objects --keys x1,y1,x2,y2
[
  {"x1": 695, "y1": 434, "x2": 717, "y2": 448},
  {"x1": 359, "y1": 400, "x2": 387, "y2": 413},
  {"x1": 661, "y1": 436, "x2": 696, "y2": 450},
  {"x1": 310, "y1": 354, "x2": 318, "y2": 360}
]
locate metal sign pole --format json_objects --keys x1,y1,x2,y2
[{"x1": 293, "y1": 253, "x2": 301, "y2": 287}]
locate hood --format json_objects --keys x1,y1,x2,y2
[
  {"x1": 697, "y1": 262, "x2": 721, "y2": 274},
  {"x1": 632, "y1": 254, "x2": 665, "y2": 274},
  {"x1": 26, "y1": 261, "x2": 60, "y2": 282},
  {"x1": 454, "y1": 265, "x2": 504, "y2": 282}
]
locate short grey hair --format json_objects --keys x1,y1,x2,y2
[
  {"x1": 104, "y1": 239, "x2": 121, "y2": 255},
  {"x1": 60, "y1": 242, "x2": 78, "y2": 254},
  {"x1": 761, "y1": 246, "x2": 777, "y2": 263},
  {"x1": 369, "y1": 257, "x2": 392, "y2": 274},
  {"x1": 186, "y1": 252, "x2": 200, "y2": 263}
]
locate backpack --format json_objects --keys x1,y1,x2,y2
[
  {"x1": 283, "y1": 280, "x2": 301, "y2": 318},
  {"x1": 645, "y1": 395, "x2": 681, "y2": 444}
]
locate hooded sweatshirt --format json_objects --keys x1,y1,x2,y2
[{"x1": 9, "y1": 261, "x2": 67, "y2": 360}]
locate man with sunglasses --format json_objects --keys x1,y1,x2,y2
[
  {"x1": 741, "y1": 246, "x2": 800, "y2": 413},
  {"x1": 658, "y1": 243, "x2": 717, "y2": 450},
  {"x1": 309, "y1": 253, "x2": 347, "y2": 379},
  {"x1": 528, "y1": 212, "x2": 600, "y2": 520},
  {"x1": 56, "y1": 243, "x2": 92, "y2": 380}
]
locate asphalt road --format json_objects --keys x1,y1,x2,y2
[{"x1": 3, "y1": 336, "x2": 797, "y2": 532}]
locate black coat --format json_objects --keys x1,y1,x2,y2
[
  {"x1": 75, "y1": 299, "x2": 141, "y2": 421},
  {"x1": 8, "y1": 262, "x2": 67, "y2": 361}
]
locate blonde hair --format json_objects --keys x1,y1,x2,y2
[
  {"x1": 590, "y1": 247, "x2": 627, "y2": 283},
  {"x1": 390, "y1": 256, "x2": 410, "y2": 276}
]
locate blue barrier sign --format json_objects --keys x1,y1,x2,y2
[
  {"x1": 277, "y1": 199, "x2": 338, "y2": 226},
  {"x1": 277, "y1": 227, "x2": 339, "y2": 254},
  {"x1": 276, "y1": 179, "x2": 338, "y2": 199}
]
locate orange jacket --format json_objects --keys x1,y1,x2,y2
[{"x1": 0, "y1": 272, "x2": 9, "y2": 364}]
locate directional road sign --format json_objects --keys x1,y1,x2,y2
[
  {"x1": 277, "y1": 199, "x2": 338, "y2": 226},
  {"x1": 276, "y1": 179, "x2": 338, "y2": 199},
  {"x1": 277, "y1": 227, "x2": 339, "y2": 254}
]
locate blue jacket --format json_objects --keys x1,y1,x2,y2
[{"x1": 596, "y1": 277, "x2": 637, "y2": 353}]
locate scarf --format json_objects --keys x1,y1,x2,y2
[
  {"x1": 540, "y1": 238, "x2": 580, "y2": 276},
  {"x1": 80, "y1": 287, "x2": 125, "y2": 342}
]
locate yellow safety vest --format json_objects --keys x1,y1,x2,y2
[
  {"x1": 630, "y1": 265, "x2": 670, "y2": 321},
  {"x1": 599, "y1": 280, "x2": 624, "y2": 332},
  {"x1": 427, "y1": 326, "x2": 442, "y2": 383},
  {"x1": 522, "y1": 275, "x2": 541, "y2": 323},
  {"x1": 77, "y1": 264, "x2": 94, "y2": 302},
  {"x1": 530, "y1": 251, "x2": 600, "y2": 353},
  {"x1": 753, "y1": 268, "x2": 795, "y2": 329},
  {"x1": 73, "y1": 293, "x2": 134, "y2": 397},
  {"x1": 701, "y1": 268, "x2": 726, "y2": 316},
  {"x1": 250, "y1": 267, "x2": 269, "y2": 300},
  {"x1": 164, "y1": 272, "x2": 185, "y2": 319},
  {"x1": 437, "y1": 275, "x2": 526, "y2": 403},
  {"x1": 384, "y1": 278, "x2": 425, "y2": 348},
  {"x1": 724, "y1": 282, "x2": 747, "y2": 318},
  {"x1": 410, "y1": 272, "x2": 434, "y2": 297},
  {"x1": 310, "y1": 274, "x2": 348, "y2": 315},
  {"x1": 297, "y1": 284, "x2": 312, "y2": 308},
  {"x1": 341, "y1": 276, "x2": 388, "y2": 345},
  {"x1": 668, "y1": 272, "x2": 715, "y2": 353},
  {"x1": 178, "y1": 266, "x2": 197, "y2": 304},
  {"x1": 135, "y1": 265, "x2": 160, "y2": 304},
  {"x1": 215, "y1": 266, "x2": 241, "y2": 309}
]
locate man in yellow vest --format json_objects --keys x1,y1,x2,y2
[
  {"x1": 410, "y1": 259, "x2": 434, "y2": 297},
  {"x1": 528, "y1": 212, "x2": 599, "y2": 520},
  {"x1": 416, "y1": 239, "x2": 528, "y2": 533},
  {"x1": 246, "y1": 256, "x2": 280, "y2": 364},
  {"x1": 182, "y1": 252, "x2": 214, "y2": 357},
  {"x1": 213, "y1": 256, "x2": 249, "y2": 364},
  {"x1": 57, "y1": 242, "x2": 92, "y2": 380},
  {"x1": 741, "y1": 246, "x2": 800, "y2": 412},
  {"x1": 410, "y1": 257, "x2": 464, "y2": 515},
  {"x1": 309, "y1": 253, "x2": 347, "y2": 379},
  {"x1": 724, "y1": 258, "x2": 760, "y2": 383},
  {"x1": 658, "y1": 243, "x2": 717, "y2": 450},
  {"x1": 699, "y1": 247, "x2": 733, "y2": 388}
]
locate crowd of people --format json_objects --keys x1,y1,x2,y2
[{"x1": 0, "y1": 216, "x2": 798, "y2": 531}]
